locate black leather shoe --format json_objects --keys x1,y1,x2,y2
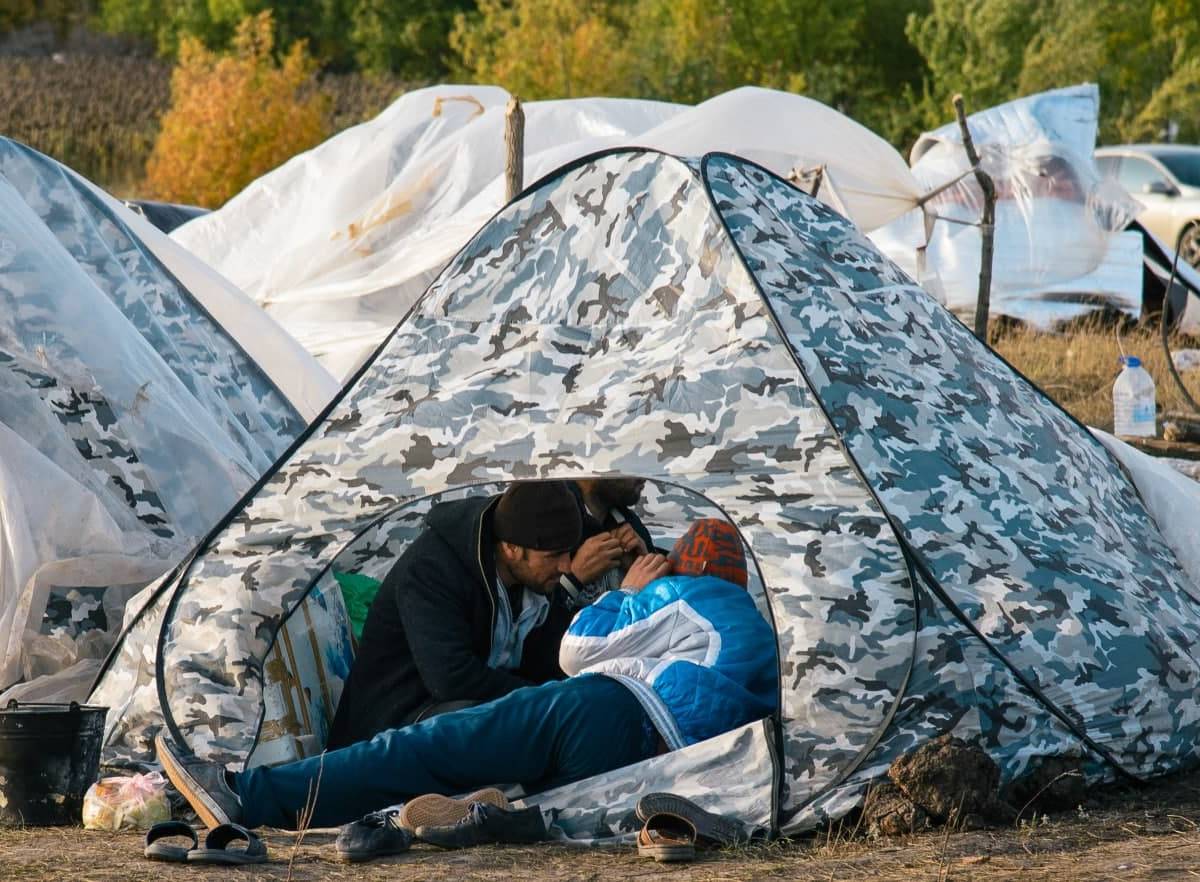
[
  {"x1": 415, "y1": 801, "x2": 546, "y2": 849},
  {"x1": 336, "y1": 808, "x2": 414, "y2": 862},
  {"x1": 155, "y1": 732, "x2": 242, "y2": 829}
]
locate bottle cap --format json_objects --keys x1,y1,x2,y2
[{"x1": 1123, "y1": 355, "x2": 1141, "y2": 368}]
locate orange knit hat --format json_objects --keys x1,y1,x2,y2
[{"x1": 667, "y1": 518, "x2": 747, "y2": 588}]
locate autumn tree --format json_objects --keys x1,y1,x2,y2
[
  {"x1": 450, "y1": 0, "x2": 634, "y2": 98},
  {"x1": 143, "y1": 11, "x2": 328, "y2": 207}
]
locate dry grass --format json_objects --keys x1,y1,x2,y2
[
  {"x1": 0, "y1": 56, "x2": 171, "y2": 197},
  {"x1": 992, "y1": 321, "x2": 1200, "y2": 431},
  {"x1": 3, "y1": 766, "x2": 1200, "y2": 881}
]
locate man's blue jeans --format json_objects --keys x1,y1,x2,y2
[{"x1": 236, "y1": 675, "x2": 658, "y2": 829}]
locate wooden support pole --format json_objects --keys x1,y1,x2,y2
[
  {"x1": 809, "y1": 164, "x2": 825, "y2": 199},
  {"x1": 504, "y1": 96, "x2": 525, "y2": 202},
  {"x1": 953, "y1": 93, "x2": 996, "y2": 342}
]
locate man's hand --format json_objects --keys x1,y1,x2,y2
[
  {"x1": 611, "y1": 523, "x2": 648, "y2": 557},
  {"x1": 570, "y1": 534, "x2": 625, "y2": 584},
  {"x1": 621, "y1": 553, "x2": 672, "y2": 592}
]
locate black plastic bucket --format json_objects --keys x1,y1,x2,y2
[{"x1": 0, "y1": 700, "x2": 108, "y2": 826}]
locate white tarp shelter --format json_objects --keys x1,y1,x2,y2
[{"x1": 173, "y1": 85, "x2": 925, "y2": 378}]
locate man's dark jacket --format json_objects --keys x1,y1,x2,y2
[
  {"x1": 325, "y1": 495, "x2": 572, "y2": 749},
  {"x1": 559, "y1": 483, "x2": 658, "y2": 602}
]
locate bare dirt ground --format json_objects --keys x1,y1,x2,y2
[{"x1": 4, "y1": 768, "x2": 1200, "y2": 882}]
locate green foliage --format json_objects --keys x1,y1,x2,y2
[
  {"x1": 624, "y1": 0, "x2": 865, "y2": 104},
  {"x1": 906, "y1": 0, "x2": 1200, "y2": 144},
  {"x1": 450, "y1": 0, "x2": 930, "y2": 147},
  {"x1": 143, "y1": 11, "x2": 329, "y2": 207},
  {"x1": 95, "y1": 0, "x2": 461, "y2": 76},
  {"x1": 16, "y1": 0, "x2": 1200, "y2": 182},
  {"x1": 1, "y1": 0, "x2": 88, "y2": 38},
  {"x1": 905, "y1": 0, "x2": 1043, "y2": 132},
  {"x1": 350, "y1": 0, "x2": 471, "y2": 76}
]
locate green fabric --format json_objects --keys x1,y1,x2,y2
[{"x1": 332, "y1": 571, "x2": 382, "y2": 642}]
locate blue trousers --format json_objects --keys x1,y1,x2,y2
[{"x1": 237, "y1": 675, "x2": 658, "y2": 829}]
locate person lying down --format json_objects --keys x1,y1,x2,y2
[{"x1": 156, "y1": 518, "x2": 778, "y2": 833}]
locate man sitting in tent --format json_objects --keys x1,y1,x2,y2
[
  {"x1": 561, "y1": 478, "x2": 657, "y2": 608},
  {"x1": 156, "y1": 519, "x2": 778, "y2": 835},
  {"x1": 325, "y1": 481, "x2": 585, "y2": 749}
]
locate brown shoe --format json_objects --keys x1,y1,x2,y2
[{"x1": 398, "y1": 788, "x2": 509, "y2": 831}]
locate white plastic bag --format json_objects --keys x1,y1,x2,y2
[{"x1": 82, "y1": 772, "x2": 171, "y2": 831}]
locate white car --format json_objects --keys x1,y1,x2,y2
[{"x1": 1096, "y1": 144, "x2": 1200, "y2": 268}]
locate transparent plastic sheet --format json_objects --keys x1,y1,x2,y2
[
  {"x1": 870, "y1": 84, "x2": 1145, "y2": 323},
  {"x1": 0, "y1": 143, "x2": 329, "y2": 692},
  {"x1": 173, "y1": 85, "x2": 923, "y2": 378},
  {"x1": 0, "y1": 659, "x2": 99, "y2": 704},
  {"x1": 0, "y1": 419, "x2": 178, "y2": 688},
  {"x1": 74, "y1": 177, "x2": 337, "y2": 420}
]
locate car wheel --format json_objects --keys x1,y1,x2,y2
[{"x1": 1179, "y1": 223, "x2": 1200, "y2": 269}]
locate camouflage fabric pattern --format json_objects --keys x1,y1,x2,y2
[
  {"x1": 95, "y1": 149, "x2": 1200, "y2": 839},
  {"x1": 42, "y1": 587, "x2": 107, "y2": 637},
  {"x1": 522, "y1": 720, "x2": 776, "y2": 841},
  {"x1": 0, "y1": 139, "x2": 304, "y2": 476},
  {"x1": 705, "y1": 154, "x2": 1200, "y2": 786},
  {"x1": 123, "y1": 152, "x2": 913, "y2": 816},
  {"x1": 788, "y1": 569, "x2": 1110, "y2": 832},
  {"x1": 0, "y1": 349, "x2": 173, "y2": 542}
]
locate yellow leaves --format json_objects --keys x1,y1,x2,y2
[
  {"x1": 450, "y1": 0, "x2": 633, "y2": 99},
  {"x1": 143, "y1": 10, "x2": 329, "y2": 208}
]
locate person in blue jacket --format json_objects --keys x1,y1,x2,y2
[
  {"x1": 558, "y1": 518, "x2": 778, "y2": 750},
  {"x1": 157, "y1": 519, "x2": 779, "y2": 833}
]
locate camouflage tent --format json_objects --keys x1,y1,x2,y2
[{"x1": 92, "y1": 149, "x2": 1200, "y2": 838}]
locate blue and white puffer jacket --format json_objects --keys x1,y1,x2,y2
[{"x1": 559, "y1": 574, "x2": 778, "y2": 749}]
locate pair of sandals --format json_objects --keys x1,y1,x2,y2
[
  {"x1": 635, "y1": 793, "x2": 748, "y2": 863},
  {"x1": 144, "y1": 820, "x2": 267, "y2": 865}
]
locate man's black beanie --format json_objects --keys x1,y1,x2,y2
[{"x1": 493, "y1": 480, "x2": 583, "y2": 551}]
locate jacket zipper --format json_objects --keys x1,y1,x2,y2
[{"x1": 477, "y1": 503, "x2": 496, "y2": 648}]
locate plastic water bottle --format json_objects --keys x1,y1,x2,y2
[{"x1": 1112, "y1": 355, "x2": 1156, "y2": 437}]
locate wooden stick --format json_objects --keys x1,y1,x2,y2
[
  {"x1": 504, "y1": 96, "x2": 525, "y2": 202},
  {"x1": 809, "y1": 164, "x2": 825, "y2": 199},
  {"x1": 953, "y1": 93, "x2": 996, "y2": 341}
]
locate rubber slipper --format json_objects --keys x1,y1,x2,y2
[
  {"x1": 635, "y1": 792, "x2": 748, "y2": 846},
  {"x1": 637, "y1": 813, "x2": 696, "y2": 863},
  {"x1": 186, "y1": 823, "x2": 268, "y2": 865},
  {"x1": 144, "y1": 820, "x2": 198, "y2": 862}
]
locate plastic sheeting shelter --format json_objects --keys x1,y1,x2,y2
[
  {"x1": 94, "y1": 150, "x2": 1200, "y2": 836},
  {"x1": 870, "y1": 84, "x2": 1145, "y2": 328},
  {"x1": 173, "y1": 85, "x2": 923, "y2": 379},
  {"x1": 0, "y1": 139, "x2": 336, "y2": 696}
]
